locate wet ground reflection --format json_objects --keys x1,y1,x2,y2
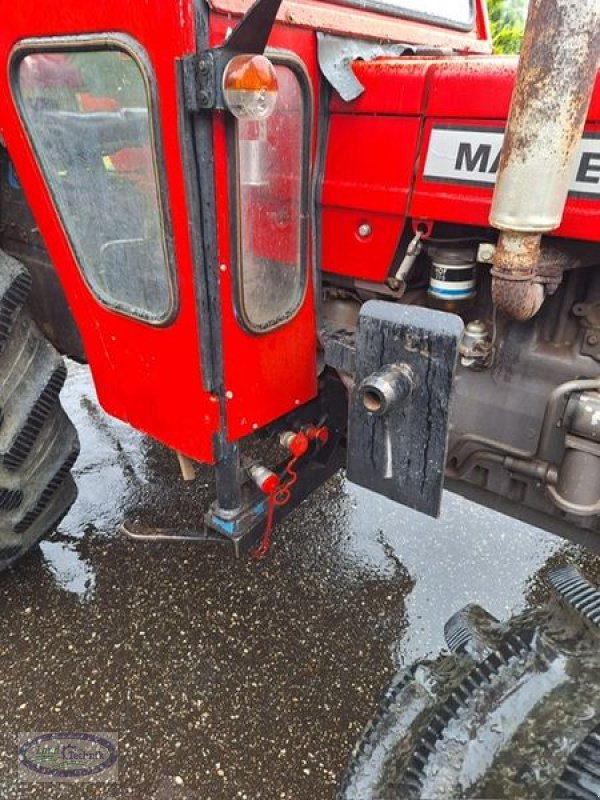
[{"x1": 0, "y1": 362, "x2": 597, "y2": 799}]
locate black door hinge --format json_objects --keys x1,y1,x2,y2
[{"x1": 181, "y1": 51, "x2": 223, "y2": 113}]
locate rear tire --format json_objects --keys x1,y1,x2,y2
[
  {"x1": 0, "y1": 250, "x2": 79, "y2": 573},
  {"x1": 340, "y1": 564, "x2": 600, "y2": 800}
]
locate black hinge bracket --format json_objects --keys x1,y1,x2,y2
[{"x1": 181, "y1": 50, "x2": 223, "y2": 112}]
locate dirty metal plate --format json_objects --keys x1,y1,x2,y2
[
  {"x1": 317, "y1": 32, "x2": 413, "y2": 102},
  {"x1": 347, "y1": 300, "x2": 463, "y2": 517}
]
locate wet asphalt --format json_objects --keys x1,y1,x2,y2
[{"x1": 1, "y1": 362, "x2": 600, "y2": 799}]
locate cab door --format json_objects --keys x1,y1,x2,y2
[
  {"x1": 0, "y1": 1, "x2": 219, "y2": 462},
  {"x1": 198, "y1": 9, "x2": 319, "y2": 442}
]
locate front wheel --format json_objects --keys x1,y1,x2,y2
[{"x1": 340, "y1": 563, "x2": 600, "y2": 800}]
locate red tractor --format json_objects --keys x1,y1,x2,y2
[{"x1": 0, "y1": 0, "x2": 599, "y2": 572}]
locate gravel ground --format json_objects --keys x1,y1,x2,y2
[{"x1": 1, "y1": 361, "x2": 599, "y2": 799}]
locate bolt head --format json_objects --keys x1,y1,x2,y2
[
  {"x1": 477, "y1": 243, "x2": 496, "y2": 263},
  {"x1": 358, "y1": 223, "x2": 372, "y2": 239},
  {"x1": 466, "y1": 320, "x2": 488, "y2": 335}
]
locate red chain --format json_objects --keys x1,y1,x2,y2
[{"x1": 253, "y1": 455, "x2": 300, "y2": 560}]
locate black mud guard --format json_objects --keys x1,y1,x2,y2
[{"x1": 347, "y1": 300, "x2": 463, "y2": 517}]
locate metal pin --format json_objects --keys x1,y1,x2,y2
[{"x1": 395, "y1": 230, "x2": 424, "y2": 282}]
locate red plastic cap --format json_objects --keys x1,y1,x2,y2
[
  {"x1": 306, "y1": 425, "x2": 329, "y2": 444},
  {"x1": 260, "y1": 474, "x2": 280, "y2": 495},
  {"x1": 289, "y1": 432, "x2": 309, "y2": 457},
  {"x1": 315, "y1": 426, "x2": 329, "y2": 444}
]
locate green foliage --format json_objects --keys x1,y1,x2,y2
[{"x1": 486, "y1": 0, "x2": 527, "y2": 54}]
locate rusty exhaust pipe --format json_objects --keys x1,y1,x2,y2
[{"x1": 490, "y1": 0, "x2": 600, "y2": 321}]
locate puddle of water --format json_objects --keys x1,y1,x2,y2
[
  {"x1": 40, "y1": 361, "x2": 148, "y2": 598},
  {"x1": 39, "y1": 540, "x2": 96, "y2": 599},
  {"x1": 55, "y1": 361, "x2": 566, "y2": 638},
  {"x1": 339, "y1": 482, "x2": 563, "y2": 663}
]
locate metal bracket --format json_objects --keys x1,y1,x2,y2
[
  {"x1": 317, "y1": 33, "x2": 447, "y2": 102},
  {"x1": 120, "y1": 520, "x2": 227, "y2": 544},
  {"x1": 120, "y1": 497, "x2": 269, "y2": 557},
  {"x1": 321, "y1": 328, "x2": 357, "y2": 376},
  {"x1": 347, "y1": 301, "x2": 463, "y2": 517},
  {"x1": 182, "y1": 51, "x2": 220, "y2": 112}
]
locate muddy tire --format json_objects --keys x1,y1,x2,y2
[
  {"x1": 0, "y1": 250, "x2": 79, "y2": 573},
  {"x1": 340, "y1": 564, "x2": 600, "y2": 800}
]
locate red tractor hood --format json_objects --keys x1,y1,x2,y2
[{"x1": 322, "y1": 56, "x2": 600, "y2": 282}]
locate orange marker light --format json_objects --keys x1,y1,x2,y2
[{"x1": 223, "y1": 54, "x2": 278, "y2": 120}]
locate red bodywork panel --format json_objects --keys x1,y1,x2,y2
[
  {"x1": 322, "y1": 115, "x2": 422, "y2": 282},
  {"x1": 323, "y1": 57, "x2": 600, "y2": 282}
]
